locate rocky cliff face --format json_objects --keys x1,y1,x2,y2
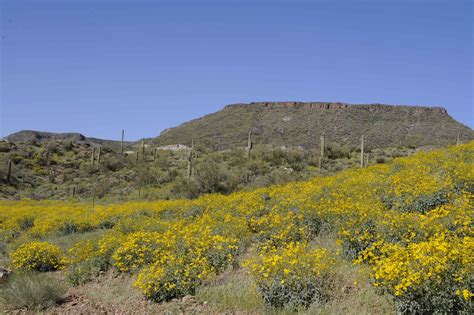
[
  {"x1": 224, "y1": 102, "x2": 448, "y2": 113},
  {"x1": 153, "y1": 102, "x2": 473, "y2": 150}
]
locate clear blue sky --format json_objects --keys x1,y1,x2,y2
[{"x1": 1, "y1": 0, "x2": 472, "y2": 141}]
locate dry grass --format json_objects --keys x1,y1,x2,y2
[
  {"x1": 196, "y1": 270, "x2": 264, "y2": 313},
  {"x1": 0, "y1": 272, "x2": 67, "y2": 311}
]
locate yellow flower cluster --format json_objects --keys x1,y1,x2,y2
[
  {"x1": 371, "y1": 235, "x2": 473, "y2": 296},
  {"x1": 0, "y1": 141, "x2": 472, "y2": 311},
  {"x1": 112, "y1": 231, "x2": 164, "y2": 272},
  {"x1": 69, "y1": 240, "x2": 97, "y2": 263},
  {"x1": 133, "y1": 227, "x2": 239, "y2": 301},
  {"x1": 134, "y1": 252, "x2": 213, "y2": 302},
  {"x1": 10, "y1": 241, "x2": 69, "y2": 271},
  {"x1": 357, "y1": 234, "x2": 473, "y2": 312},
  {"x1": 244, "y1": 242, "x2": 336, "y2": 307}
]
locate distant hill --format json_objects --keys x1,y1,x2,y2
[
  {"x1": 151, "y1": 102, "x2": 474, "y2": 150},
  {"x1": 5, "y1": 130, "x2": 129, "y2": 148}
]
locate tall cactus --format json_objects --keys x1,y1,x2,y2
[
  {"x1": 360, "y1": 135, "x2": 365, "y2": 168},
  {"x1": 365, "y1": 153, "x2": 369, "y2": 166},
  {"x1": 456, "y1": 131, "x2": 461, "y2": 145},
  {"x1": 246, "y1": 130, "x2": 253, "y2": 159},
  {"x1": 187, "y1": 138, "x2": 194, "y2": 180},
  {"x1": 6, "y1": 159, "x2": 12, "y2": 183},
  {"x1": 120, "y1": 129, "x2": 124, "y2": 156},
  {"x1": 141, "y1": 139, "x2": 145, "y2": 159},
  {"x1": 319, "y1": 132, "x2": 325, "y2": 171},
  {"x1": 91, "y1": 147, "x2": 95, "y2": 168},
  {"x1": 153, "y1": 148, "x2": 158, "y2": 164},
  {"x1": 97, "y1": 146, "x2": 102, "y2": 170}
]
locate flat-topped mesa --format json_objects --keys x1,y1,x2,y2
[
  {"x1": 223, "y1": 102, "x2": 448, "y2": 114},
  {"x1": 155, "y1": 101, "x2": 470, "y2": 150}
]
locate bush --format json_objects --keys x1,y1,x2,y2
[
  {"x1": 171, "y1": 177, "x2": 200, "y2": 199},
  {"x1": 0, "y1": 272, "x2": 66, "y2": 311},
  {"x1": 366, "y1": 235, "x2": 472, "y2": 314},
  {"x1": 68, "y1": 240, "x2": 97, "y2": 263},
  {"x1": 195, "y1": 158, "x2": 234, "y2": 194},
  {"x1": 10, "y1": 242, "x2": 69, "y2": 272},
  {"x1": 326, "y1": 143, "x2": 351, "y2": 160},
  {"x1": 284, "y1": 150, "x2": 307, "y2": 172},
  {"x1": 134, "y1": 253, "x2": 213, "y2": 302},
  {"x1": 244, "y1": 242, "x2": 336, "y2": 309},
  {"x1": 103, "y1": 156, "x2": 123, "y2": 172},
  {"x1": 112, "y1": 231, "x2": 163, "y2": 272},
  {"x1": 67, "y1": 239, "x2": 107, "y2": 285},
  {"x1": 133, "y1": 231, "x2": 239, "y2": 302},
  {"x1": 66, "y1": 259, "x2": 101, "y2": 286},
  {"x1": 382, "y1": 190, "x2": 449, "y2": 214},
  {"x1": 201, "y1": 234, "x2": 240, "y2": 273}
]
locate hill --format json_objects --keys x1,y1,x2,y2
[
  {"x1": 151, "y1": 102, "x2": 474, "y2": 150},
  {"x1": 4, "y1": 130, "x2": 129, "y2": 149}
]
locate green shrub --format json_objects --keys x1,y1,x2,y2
[
  {"x1": 0, "y1": 272, "x2": 67, "y2": 311},
  {"x1": 382, "y1": 190, "x2": 449, "y2": 214},
  {"x1": 326, "y1": 144, "x2": 351, "y2": 160},
  {"x1": 171, "y1": 177, "x2": 200, "y2": 199},
  {"x1": 66, "y1": 259, "x2": 101, "y2": 286}
]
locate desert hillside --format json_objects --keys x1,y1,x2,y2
[{"x1": 152, "y1": 102, "x2": 474, "y2": 150}]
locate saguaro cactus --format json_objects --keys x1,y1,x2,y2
[
  {"x1": 153, "y1": 148, "x2": 158, "y2": 164},
  {"x1": 187, "y1": 138, "x2": 194, "y2": 180},
  {"x1": 319, "y1": 132, "x2": 325, "y2": 171},
  {"x1": 120, "y1": 129, "x2": 125, "y2": 156},
  {"x1": 49, "y1": 169, "x2": 55, "y2": 183},
  {"x1": 72, "y1": 186, "x2": 76, "y2": 198},
  {"x1": 6, "y1": 159, "x2": 12, "y2": 183},
  {"x1": 141, "y1": 139, "x2": 145, "y2": 159},
  {"x1": 456, "y1": 131, "x2": 461, "y2": 145},
  {"x1": 97, "y1": 146, "x2": 102, "y2": 170},
  {"x1": 247, "y1": 130, "x2": 253, "y2": 159},
  {"x1": 91, "y1": 147, "x2": 95, "y2": 168},
  {"x1": 365, "y1": 153, "x2": 369, "y2": 166},
  {"x1": 360, "y1": 135, "x2": 365, "y2": 168}
]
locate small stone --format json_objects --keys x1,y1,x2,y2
[{"x1": 182, "y1": 295, "x2": 195, "y2": 303}]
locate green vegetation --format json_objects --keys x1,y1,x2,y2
[{"x1": 0, "y1": 137, "x2": 417, "y2": 201}]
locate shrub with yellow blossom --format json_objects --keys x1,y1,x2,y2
[
  {"x1": 360, "y1": 234, "x2": 473, "y2": 313},
  {"x1": 244, "y1": 242, "x2": 336, "y2": 308},
  {"x1": 134, "y1": 252, "x2": 213, "y2": 302},
  {"x1": 112, "y1": 231, "x2": 164, "y2": 272},
  {"x1": 68, "y1": 239, "x2": 97, "y2": 263},
  {"x1": 10, "y1": 241, "x2": 69, "y2": 271}
]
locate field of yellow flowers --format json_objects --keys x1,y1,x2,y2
[{"x1": 1, "y1": 142, "x2": 473, "y2": 313}]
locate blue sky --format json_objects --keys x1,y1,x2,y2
[{"x1": 1, "y1": 0, "x2": 472, "y2": 140}]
